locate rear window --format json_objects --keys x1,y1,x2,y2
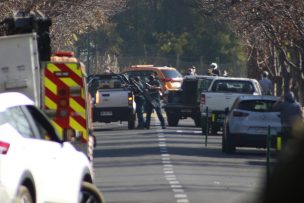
[
  {"x1": 237, "y1": 100, "x2": 277, "y2": 112},
  {"x1": 212, "y1": 80, "x2": 255, "y2": 93},
  {"x1": 198, "y1": 78, "x2": 213, "y2": 92},
  {"x1": 92, "y1": 75, "x2": 125, "y2": 89},
  {"x1": 161, "y1": 69, "x2": 182, "y2": 78}
]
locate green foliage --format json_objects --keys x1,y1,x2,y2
[{"x1": 76, "y1": 0, "x2": 246, "y2": 67}]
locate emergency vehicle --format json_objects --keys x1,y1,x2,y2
[{"x1": 0, "y1": 33, "x2": 95, "y2": 162}]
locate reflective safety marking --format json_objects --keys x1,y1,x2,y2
[
  {"x1": 45, "y1": 96, "x2": 57, "y2": 110},
  {"x1": 70, "y1": 98, "x2": 86, "y2": 119},
  {"x1": 70, "y1": 117, "x2": 86, "y2": 133},
  {"x1": 44, "y1": 77, "x2": 57, "y2": 95},
  {"x1": 61, "y1": 77, "x2": 78, "y2": 87}
]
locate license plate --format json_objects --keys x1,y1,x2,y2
[
  {"x1": 181, "y1": 109, "x2": 192, "y2": 113},
  {"x1": 100, "y1": 111, "x2": 112, "y2": 116}
]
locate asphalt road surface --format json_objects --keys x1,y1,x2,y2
[{"x1": 92, "y1": 117, "x2": 272, "y2": 203}]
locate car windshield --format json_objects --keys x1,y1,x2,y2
[
  {"x1": 161, "y1": 69, "x2": 182, "y2": 78},
  {"x1": 237, "y1": 100, "x2": 277, "y2": 112}
]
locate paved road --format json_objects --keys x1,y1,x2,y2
[{"x1": 93, "y1": 118, "x2": 270, "y2": 203}]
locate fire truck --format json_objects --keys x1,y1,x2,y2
[{"x1": 0, "y1": 11, "x2": 95, "y2": 161}]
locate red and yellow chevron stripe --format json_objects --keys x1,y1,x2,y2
[{"x1": 43, "y1": 62, "x2": 88, "y2": 142}]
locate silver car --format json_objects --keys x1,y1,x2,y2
[{"x1": 222, "y1": 95, "x2": 281, "y2": 153}]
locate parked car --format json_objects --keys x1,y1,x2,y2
[
  {"x1": 222, "y1": 95, "x2": 281, "y2": 154},
  {"x1": 121, "y1": 64, "x2": 183, "y2": 96},
  {"x1": 0, "y1": 92, "x2": 104, "y2": 203}
]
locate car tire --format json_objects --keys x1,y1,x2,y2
[
  {"x1": 128, "y1": 113, "x2": 136, "y2": 129},
  {"x1": 17, "y1": 185, "x2": 33, "y2": 203},
  {"x1": 167, "y1": 113, "x2": 179, "y2": 126},
  {"x1": 80, "y1": 182, "x2": 105, "y2": 203},
  {"x1": 223, "y1": 126, "x2": 236, "y2": 154}
]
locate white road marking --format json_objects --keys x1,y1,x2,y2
[
  {"x1": 156, "y1": 130, "x2": 190, "y2": 203},
  {"x1": 175, "y1": 194, "x2": 188, "y2": 198},
  {"x1": 176, "y1": 199, "x2": 189, "y2": 203}
]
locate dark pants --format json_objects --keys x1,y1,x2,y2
[
  {"x1": 135, "y1": 96, "x2": 145, "y2": 128},
  {"x1": 145, "y1": 102, "x2": 165, "y2": 128}
]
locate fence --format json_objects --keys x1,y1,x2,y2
[{"x1": 79, "y1": 53, "x2": 248, "y2": 77}]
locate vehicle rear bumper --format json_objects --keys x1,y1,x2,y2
[
  {"x1": 163, "y1": 105, "x2": 200, "y2": 118},
  {"x1": 93, "y1": 107, "x2": 135, "y2": 122},
  {"x1": 232, "y1": 133, "x2": 280, "y2": 148}
]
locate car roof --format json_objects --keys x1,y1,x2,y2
[
  {"x1": 237, "y1": 95, "x2": 279, "y2": 101},
  {"x1": 0, "y1": 92, "x2": 34, "y2": 111},
  {"x1": 183, "y1": 75, "x2": 219, "y2": 80}
]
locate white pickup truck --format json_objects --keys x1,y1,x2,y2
[
  {"x1": 200, "y1": 77, "x2": 262, "y2": 134},
  {"x1": 90, "y1": 73, "x2": 137, "y2": 129}
]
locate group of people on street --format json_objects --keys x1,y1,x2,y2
[
  {"x1": 186, "y1": 63, "x2": 224, "y2": 76},
  {"x1": 133, "y1": 73, "x2": 166, "y2": 130}
]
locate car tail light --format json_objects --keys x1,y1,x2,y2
[
  {"x1": 161, "y1": 78, "x2": 173, "y2": 82},
  {"x1": 200, "y1": 94, "x2": 206, "y2": 105},
  {"x1": 128, "y1": 92, "x2": 133, "y2": 106},
  {"x1": 233, "y1": 111, "x2": 249, "y2": 117},
  {"x1": 0, "y1": 141, "x2": 10, "y2": 155}
]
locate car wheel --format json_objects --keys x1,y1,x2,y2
[
  {"x1": 80, "y1": 182, "x2": 105, "y2": 203},
  {"x1": 17, "y1": 185, "x2": 33, "y2": 203},
  {"x1": 128, "y1": 113, "x2": 136, "y2": 129},
  {"x1": 167, "y1": 113, "x2": 179, "y2": 126},
  {"x1": 223, "y1": 126, "x2": 236, "y2": 154}
]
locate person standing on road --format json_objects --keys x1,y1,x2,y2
[
  {"x1": 133, "y1": 76, "x2": 146, "y2": 129},
  {"x1": 273, "y1": 90, "x2": 303, "y2": 144},
  {"x1": 259, "y1": 71, "x2": 273, "y2": 95},
  {"x1": 145, "y1": 74, "x2": 166, "y2": 129}
]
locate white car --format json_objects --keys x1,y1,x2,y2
[
  {"x1": 0, "y1": 92, "x2": 104, "y2": 203},
  {"x1": 222, "y1": 95, "x2": 281, "y2": 153}
]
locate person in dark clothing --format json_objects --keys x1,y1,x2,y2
[
  {"x1": 133, "y1": 76, "x2": 146, "y2": 129},
  {"x1": 210, "y1": 62, "x2": 221, "y2": 76},
  {"x1": 273, "y1": 91, "x2": 303, "y2": 144},
  {"x1": 145, "y1": 74, "x2": 166, "y2": 129}
]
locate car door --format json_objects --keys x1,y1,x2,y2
[{"x1": 20, "y1": 105, "x2": 78, "y2": 202}]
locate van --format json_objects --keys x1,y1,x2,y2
[{"x1": 122, "y1": 65, "x2": 183, "y2": 95}]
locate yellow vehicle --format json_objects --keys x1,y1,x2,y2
[{"x1": 122, "y1": 65, "x2": 183, "y2": 95}]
